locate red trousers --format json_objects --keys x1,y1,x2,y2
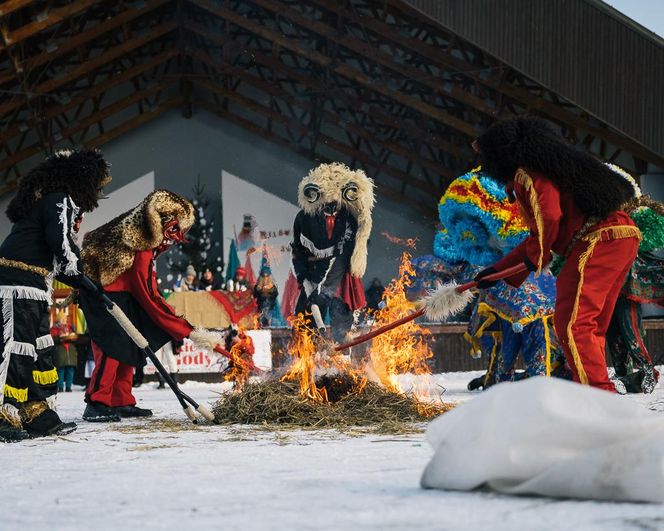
[
  {"x1": 86, "y1": 342, "x2": 136, "y2": 407},
  {"x1": 554, "y1": 219, "x2": 640, "y2": 392}
]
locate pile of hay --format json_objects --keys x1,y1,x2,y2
[{"x1": 212, "y1": 374, "x2": 453, "y2": 434}]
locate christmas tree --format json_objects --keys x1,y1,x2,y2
[{"x1": 165, "y1": 177, "x2": 223, "y2": 287}]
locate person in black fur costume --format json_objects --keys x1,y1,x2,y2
[
  {"x1": 0, "y1": 149, "x2": 111, "y2": 441},
  {"x1": 472, "y1": 116, "x2": 640, "y2": 392}
]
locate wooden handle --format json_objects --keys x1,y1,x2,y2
[
  {"x1": 456, "y1": 262, "x2": 529, "y2": 292},
  {"x1": 334, "y1": 307, "x2": 426, "y2": 351}
]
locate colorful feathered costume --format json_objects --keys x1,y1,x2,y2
[
  {"x1": 290, "y1": 163, "x2": 375, "y2": 342},
  {"x1": 414, "y1": 168, "x2": 564, "y2": 387},
  {"x1": 0, "y1": 149, "x2": 111, "y2": 441}
]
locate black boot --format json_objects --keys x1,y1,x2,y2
[
  {"x1": 82, "y1": 401, "x2": 121, "y2": 422},
  {"x1": 115, "y1": 405, "x2": 153, "y2": 418},
  {"x1": 21, "y1": 402, "x2": 77, "y2": 437},
  {"x1": 0, "y1": 421, "x2": 30, "y2": 442}
]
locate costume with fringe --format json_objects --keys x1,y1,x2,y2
[
  {"x1": 477, "y1": 118, "x2": 639, "y2": 392},
  {"x1": 79, "y1": 190, "x2": 195, "y2": 409},
  {"x1": 416, "y1": 169, "x2": 564, "y2": 386},
  {"x1": 290, "y1": 163, "x2": 374, "y2": 341},
  {"x1": 0, "y1": 149, "x2": 111, "y2": 434},
  {"x1": 606, "y1": 192, "x2": 664, "y2": 393}
]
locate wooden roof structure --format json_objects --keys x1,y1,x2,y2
[{"x1": 1, "y1": 0, "x2": 662, "y2": 215}]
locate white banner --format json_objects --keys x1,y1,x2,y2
[{"x1": 144, "y1": 330, "x2": 272, "y2": 374}]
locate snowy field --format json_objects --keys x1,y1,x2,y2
[{"x1": 3, "y1": 372, "x2": 664, "y2": 531}]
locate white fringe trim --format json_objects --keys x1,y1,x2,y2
[
  {"x1": 55, "y1": 198, "x2": 80, "y2": 276},
  {"x1": 0, "y1": 285, "x2": 50, "y2": 302},
  {"x1": 36, "y1": 334, "x2": 54, "y2": 350},
  {"x1": 5, "y1": 340, "x2": 37, "y2": 359},
  {"x1": 2, "y1": 297, "x2": 12, "y2": 345},
  {"x1": 317, "y1": 257, "x2": 336, "y2": 295},
  {"x1": 300, "y1": 234, "x2": 334, "y2": 258}
]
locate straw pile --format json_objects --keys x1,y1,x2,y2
[{"x1": 212, "y1": 373, "x2": 453, "y2": 434}]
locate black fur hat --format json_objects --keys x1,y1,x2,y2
[
  {"x1": 476, "y1": 116, "x2": 633, "y2": 218},
  {"x1": 7, "y1": 148, "x2": 111, "y2": 222}
]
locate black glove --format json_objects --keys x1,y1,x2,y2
[{"x1": 474, "y1": 266, "x2": 498, "y2": 289}]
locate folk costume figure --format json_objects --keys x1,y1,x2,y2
[
  {"x1": 290, "y1": 163, "x2": 375, "y2": 342},
  {"x1": 603, "y1": 166, "x2": 664, "y2": 393},
  {"x1": 0, "y1": 149, "x2": 111, "y2": 442},
  {"x1": 79, "y1": 190, "x2": 214, "y2": 422},
  {"x1": 422, "y1": 168, "x2": 565, "y2": 389},
  {"x1": 474, "y1": 117, "x2": 639, "y2": 392}
]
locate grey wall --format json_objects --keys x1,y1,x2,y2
[{"x1": 0, "y1": 108, "x2": 435, "y2": 286}]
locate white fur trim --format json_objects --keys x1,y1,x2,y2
[
  {"x1": 423, "y1": 282, "x2": 476, "y2": 322},
  {"x1": 299, "y1": 234, "x2": 334, "y2": 258},
  {"x1": 0, "y1": 403, "x2": 21, "y2": 426},
  {"x1": 605, "y1": 163, "x2": 642, "y2": 198},
  {"x1": 0, "y1": 285, "x2": 50, "y2": 302},
  {"x1": 36, "y1": 334, "x2": 54, "y2": 350},
  {"x1": 317, "y1": 257, "x2": 336, "y2": 294},
  {"x1": 189, "y1": 328, "x2": 224, "y2": 351},
  {"x1": 54, "y1": 197, "x2": 80, "y2": 276}
]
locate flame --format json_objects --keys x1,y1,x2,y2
[
  {"x1": 381, "y1": 231, "x2": 419, "y2": 249},
  {"x1": 223, "y1": 328, "x2": 255, "y2": 391},
  {"x1": 281, "y1": 312, "x2": 328, "y2": 402},
  {"x1": 368, "y1": 252, "x2": 433, "y2": 397},
  {"x1": 281, "y1": 252, "x2": 434, "y2": 406}
]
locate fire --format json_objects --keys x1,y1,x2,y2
[
  {"x1": 281, "y1": 312, "x2": 328, "y2": 402},
  {"x1": 281, "y1": 252, "x2": 434, "y2": 406},
  {"x1": 282, "y1": 313, "x2": 367, "y2": 403},
  {"x1": 368, "y1": 252, "x2": 433, "y2": 396}
]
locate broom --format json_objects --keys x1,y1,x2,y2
[
  {"x1": 335, "y1": 263, "x2": 528, "y2": 351},
  {"x1": 82, "y1": 276, "x2": 216, "y2": 423}
]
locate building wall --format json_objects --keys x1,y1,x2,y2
[{"x1": 0, "y1": 109, "x2": 436, "y2": 286}]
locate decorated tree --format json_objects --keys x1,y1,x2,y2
[{"x1": 165, "y1": 177, "x2": 223, "y2": 287}]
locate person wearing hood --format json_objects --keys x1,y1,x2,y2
[{"x1": 472, "y1": 117, "x2": 639, "y2": 393}]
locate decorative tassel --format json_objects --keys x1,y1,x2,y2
[
  {"x1": 4, "y1": 384, "x2": 28, "y2": 403},
  {"x1": 32, "y1": 368, "x2": 58, "y2": 385},
  {"x1": 515, "y1": 169, "x2": 545, "y2": 275}
]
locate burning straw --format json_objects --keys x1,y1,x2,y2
[
  {"x1": 212, "y1": 375, "x2": 452, "y2": 435},
  {"x1": 213, "y1": 252, "x2": 453, "y2": 434}
]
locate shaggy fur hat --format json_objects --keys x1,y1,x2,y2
[
  {"x1": 7, "y1": 148, "x2": 111, "y2": 222},
  {"x1": 297, "y1": 162, "x2": 375, "y2": 277},
  {"x1": 82, "y1": 189, "x2": 195, "y2": 286},
  {"x1": 476, "y1": 116, "x2": 633, "y2": 219}
]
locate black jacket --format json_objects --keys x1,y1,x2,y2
[{"x1": 0, "y1": 192, "x2": 84, "y2": 289}]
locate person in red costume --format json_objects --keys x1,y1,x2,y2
[
  {"x1": 78, "y1": 190, "x2": 199, "y2": 421},
  {"x1": 473, "y1": 117, "x2": 639, "y2": 393}
]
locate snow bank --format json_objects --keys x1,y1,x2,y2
[{"x1": 421, "y1": 377, "x2": 664, "y2": 502}]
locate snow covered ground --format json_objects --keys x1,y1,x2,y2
[{"x1": 3, "y1": 372, "x2": 664, "y2": 531}]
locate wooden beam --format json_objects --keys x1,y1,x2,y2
[
  {"x1": 187, "y1": 0, "x2": 478, "y2": 138},
  {"x1": 193, "y1": 49, "x2": 442, "y2": 194},
  {"x1": 0, "y1": 48, "x2": 178, "y2": 145},
  {"x1": 0, "y1": 0, "x2": 33, "y2": 17},
  {"x1": 5, "y1": 51, "x2": 176, "y2": 138},
  {"x1": 198, "y1": 99, "x2": 434, "y2": 218},
  {"x1": 4, "y1": 0, "x2": 99, "y2": 45},
  {"x1": 252, "y1": 0, "x2": 495, "y2": 118},
  {"x1": 0, "y1": 0, "x2": 173, "y2": 86},
  {"x1": 0, "y1": 85, "x2": 178, "y2": 172},
  {"x1": 0, "y1": 20, "x2": 178, "y2": 119}
]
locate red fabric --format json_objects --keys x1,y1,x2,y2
[
  {"x1": 325, "y1": 214, "x2": 336, "y2": 240},
  {"x1": 338, "y1": 273, "x2": 366, "y2": 311},
  {"x1": 105, "y1": 250, "x2": 193, "y2": 341},
  {"x1": 281, "y1": 271, "x2": 301, "y2": 322},
  {"x1": 554, "y1": 215, "x2": 639, "y2": 392},
  {"x1": 208, "y1": 290, "x2": 257, "y2": 324},
  {"x1": 494, "y1": 169, "x2": 587, "y2": 287},
  {"x1": 87, "y1": 342, "x2": 136, "y2": 407},
  {"x1": 243, "y1": 255, "x2": 256, "y2": 288}
]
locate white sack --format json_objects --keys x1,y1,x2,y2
[{"x1": 421, "y1": 377, "x2": 664, "y2": 502}]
